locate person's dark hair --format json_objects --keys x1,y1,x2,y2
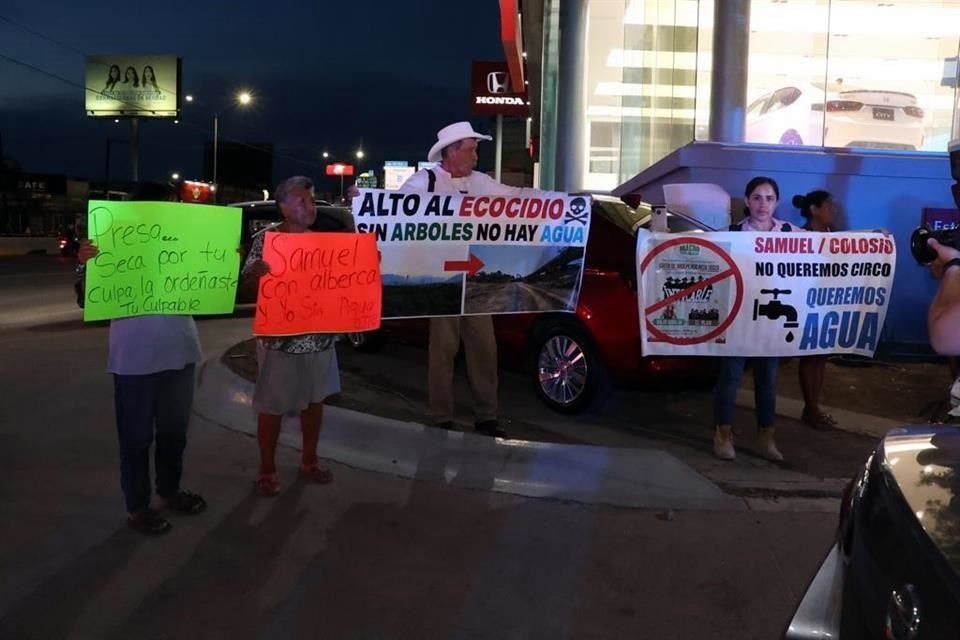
[
  {"x1": 141, "y1": 65, "x2": 158, "y2": 90},
  {"x1": 275, "y1": 176, "x2": 314, "y2": 204},
  {"x1": 126, "y1": 182, "x2": 177, "y2": 202},
  {"x1": 792, "y1": 190, "x2": 831, "y2": 218},
  {"x1": 743, "y1": 176, "x2": 780, "y2": 216},
  {"x1": 105, "y1": 65, "x2": 121, "y2": 91},
  {"x1": 123, "y1": 66, "x2": 139, "y2": 87}
]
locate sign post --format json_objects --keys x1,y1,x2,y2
[
  {"x1": 470, "y1": 60, "x2": 529, "y2": 183},
  {"x1": 325, "y1": 163, "x2": 355, "y2": 201}
]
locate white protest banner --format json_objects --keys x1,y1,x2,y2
[
  {"x1": 636, "y1": 231, "x2": 896, "y2": 357},
  {"x1": 352, "y1": 189, "x2": 591, "y2": 318}
]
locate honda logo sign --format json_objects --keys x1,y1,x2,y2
[
  {"x1": 487, "y1": 71, "x2": 510, "y2": 94},
  {"x1": 471, "y1": 61, "x2": 528, "y2": 117}
]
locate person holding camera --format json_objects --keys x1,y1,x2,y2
[{"x1": 927, "y1": 237, "x2": 960, "y2": 355}]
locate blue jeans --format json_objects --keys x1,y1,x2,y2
[
  {"x1": 113, "y1": 365, "x2": 195, "y2": 513},
  {"x1": 713, "y1": 357, "x2": 779, "y2": 428}
]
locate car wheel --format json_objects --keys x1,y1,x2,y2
[
  {"x1": 779, "y1": 129, "x2": 804, "y2": 145},
  {"x1": 532, "y1": 320, "x2": 607, "y2": 414},
  {"x1": 345, "y1": 330, "x2": 383, "y2": 352}
]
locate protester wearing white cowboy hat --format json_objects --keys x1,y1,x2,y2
[
  {"x1": 427, "y1": 121, "x2": 492, "y2": 163},
  {"x1": 396, "y1": 119, "x2": 553, "y2": 438}
]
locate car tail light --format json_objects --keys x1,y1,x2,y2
[
  {"x1": 826, "y1": 100, "x2": 863, "y2": 112},
  {"x1": 903, "y1": 106, "x2": 924, "y2": 118}
]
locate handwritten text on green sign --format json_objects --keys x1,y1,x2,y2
[{"x1": 83, "y1": 200, "x2": 241, "y2": 321}]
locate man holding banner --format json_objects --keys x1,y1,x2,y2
[{"x1": 398, "y1": 121, "x2": 551, "y2": 437}]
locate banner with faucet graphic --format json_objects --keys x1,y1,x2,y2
[{"x1": 634, "y1": 230, "x2": 897, "y2": 357}]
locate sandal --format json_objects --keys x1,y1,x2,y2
[
  {"x1": 162, "y1": 490, "x2": 207, "y2": 514},
  {"x1": 255, "y1": 473, "x2": 280, "y2": 497},
  {"x1": 299, "y1": 463, "x2": 333, "y2": 484},
  {"x1": 127, "y1": 509, "x2": 172, "y2": 536},
  {"x1": 802, "y1": 409, "x2": 838, "y2": 431}
]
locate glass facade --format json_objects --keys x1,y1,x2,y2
[
  {"x1": 542, "y1": 0, "x2": 960, "y2": 192},
  {"x1": 539, "y1": 0, "x2": 562, "y2": 191}
]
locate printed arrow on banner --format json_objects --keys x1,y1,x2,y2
[{"x1": 443, "y1": 254, "x2": 485, "y2": 277}]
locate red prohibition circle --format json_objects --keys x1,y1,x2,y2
[{"x1": 640, "y1": 236, "x2": 744, "y2": 345}]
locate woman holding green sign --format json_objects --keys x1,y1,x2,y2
[{"x1": 77, "y1": 182, "x2": 207, "y2": 536}]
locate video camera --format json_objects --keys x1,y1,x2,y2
[{"x1": 909, "y1": 140, "x2": 960, "y2": 263}]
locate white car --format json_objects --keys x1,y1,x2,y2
[{"x1": 745, "y1": 84, "x2": 925, "y2": 151}]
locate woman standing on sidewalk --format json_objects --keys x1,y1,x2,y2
[
  {"x1": 242, "y1": 176, "x2": 341, "y2": 496},
  {"x1": 794, "y1": 190, "x2": 839, "y2": 430},
  {"x1": 713, "y1": 176, "x2": 792, "y2": 462}
]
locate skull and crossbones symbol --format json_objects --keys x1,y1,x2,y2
[{"x1": 565, "y1": 197, "x2": 589, "y2": 226}]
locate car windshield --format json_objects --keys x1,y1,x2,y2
[
  {"x1": 594, "y1": 199, "x2": 646, "y2": 236},
  {"x1": 594, "y1": 198, "x2": 711, "y2": 236}
]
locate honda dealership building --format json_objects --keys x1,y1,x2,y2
[{"x1": 507, "y1": 0, "x2": 960, "y2": 352}]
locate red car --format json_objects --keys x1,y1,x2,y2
[{"x1": 349, "y1": 195, "x2": 715, "y2": 413}]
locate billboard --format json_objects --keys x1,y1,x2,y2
[
  {"x1": 326, "y1": 163, "x2": 355, "y2": 176},
  {"x1": 470, "y1": 60, "x2": 528, "y2": 117},
  {"x1": 179, "y1": 180, "x2": 216, "y2": 204},
  {"x1": 383, "y1": 164, "x2": 415, "y2": 190},
  {"x1": 85, "y1": 55, "x2": 181, "y2": 118}
]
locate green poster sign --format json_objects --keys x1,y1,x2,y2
[{"x1": 83, "y1": 200, "x2": 242, "y2": 321}]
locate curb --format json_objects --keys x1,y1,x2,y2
[{"x1": 194, "y1": 350, "x2": 746, "y2": 512}]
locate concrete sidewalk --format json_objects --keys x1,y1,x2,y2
[
  {"x1": 736, "y1": 356, "x2": 950, "y2": 438},
  {"x1": 735, "y1": 387, "x2": 902, "y2": 439},
  {"x1": 195, "y1": 352, "x2": 745, "y2": 512},
  {"x1": 220, "y1": 339, "x2": 890, "y2": 506}
]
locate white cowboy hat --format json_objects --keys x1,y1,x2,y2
[{"x1": 427, "y1": 121, "x2": 492, "y2": 162}]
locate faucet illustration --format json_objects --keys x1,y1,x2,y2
[{"x1": 753, "y1": 288, "x2": 799, "y2": 328}]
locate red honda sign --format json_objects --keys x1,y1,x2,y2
[
  {"x1": 470, "y1": 60, "x2": 528, "y2": 117},
  {"x1": 179, "y1": 180, "x2": 215, "y2": 203},
  {"x1": 325, "y1": 163, "x2": 355, "y2": 176}
]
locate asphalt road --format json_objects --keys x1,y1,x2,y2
[
  {"x1": 0, "y1": 254, "x2": 81, "y2": 329},
  {"x1": 465, "y1": 281, "x2": 573, "y2": 313},
  {"x1": 0, "y1": 254, "x2": 849, "y2": 639}
]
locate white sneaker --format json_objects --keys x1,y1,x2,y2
[{"x1": 713, "y1": 426, "x2": 735, "y2": 460}]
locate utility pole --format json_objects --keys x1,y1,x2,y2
[
  {"x1": 0, "y1": 130, "x2": 7, "y2": 233},
  {"x1": 130, "y1": 118, "x2": 140, "y2": 182}
]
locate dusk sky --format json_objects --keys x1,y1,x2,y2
[{"x1": 0, "y1": 0, "x2": 505, "y2": 192}]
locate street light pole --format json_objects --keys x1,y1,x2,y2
[
  {"x1": 213, "y1": 112, "x2": 219, "y2": 188},
  {"x1": 130, "y1": 118, "x2": 140, "y2": 182}
]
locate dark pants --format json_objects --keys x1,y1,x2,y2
[
  {"x1": 713, "y1": 357, "x2": 778, "y2": 428},
  {"x1": 113, "y1": 364, "x2": 195, "y2": 513}
]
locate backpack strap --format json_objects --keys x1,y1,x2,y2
[{"x1": 426, "y1": 169, "x2": 436, "y2": 193}]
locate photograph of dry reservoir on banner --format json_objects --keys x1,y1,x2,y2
[
  {"x1": 352, "y1": 190, "x2": 591, "y2": 318},
  {"x1": 463, "y1": 244, "x2": 583, "y2": 314}
]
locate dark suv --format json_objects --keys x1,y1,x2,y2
[{"x1": 228, "y1": 200, "x2": 354, "y2": 303}]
